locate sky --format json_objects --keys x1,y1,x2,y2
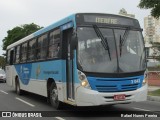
[{"x1": 0, "y1": 0, "x2": 151, "y2": 56}]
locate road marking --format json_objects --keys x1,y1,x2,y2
[
  {"x1": 0, "y1": 90, "x2": 8, "y2": 94},
  {"x1": 55, "y1": 117, "x2": 66, "y2": 120},
  {"x1": 133, "y1": 107, "x2": 151, "y2": 111},
  {"x1": 15, "y1": 97, "x2": 35, "y2": 107}
]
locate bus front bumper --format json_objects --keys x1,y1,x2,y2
[{"x1": 76, "y1": 84, "x2": 148, "y2": 106}]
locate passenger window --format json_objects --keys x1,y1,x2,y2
[
  {"x1": 48, "y1": 29, "x2": 61, "y2": 59},
  {"x1": 15, "y1": 46, "x2": 20, "y2": 63},
  {"x1": 28, "y1": 39, "x2": 36, "y2": 61},
  {"x1": 20, "y1": 43, "x2": 27, "y2": 62},
  {"x1": 7, "y1": 50, "x2": 11, "y2": 65},
  {"x1": 7, "y1": 49, "x2": 14, "y2": 65},
  {"x1": 37, "y1": 34, "x2": 48, "y2": 60}
]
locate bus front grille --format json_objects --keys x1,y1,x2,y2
[
  {"x1": 87, "y1": 76, "x2": 143, "y2": 93},
  {"x1": 96, "y1": 84, "x2": 138, "y2": 92}
]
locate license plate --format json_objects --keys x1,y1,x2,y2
[{"x1": 114, "y1": 94, "x2": 126, "y2": 101}]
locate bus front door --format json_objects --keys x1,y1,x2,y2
[{"x1": 63, "y1": 28, "x2": 75, "y2": 101}]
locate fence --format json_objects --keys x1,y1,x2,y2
[{"x1": 148, "y1": 71, "x2": 160, "y2": 86}]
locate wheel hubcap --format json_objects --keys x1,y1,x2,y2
[{"x1": 51, "y1": 88, "x2": 58, "y2": 104}]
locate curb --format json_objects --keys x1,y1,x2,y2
[{"x1": 147, "y1": 95, "x2": 160, "y2": 102}]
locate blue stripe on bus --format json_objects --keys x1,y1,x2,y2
[
  {"x1": 87, "y1": 75, "x2": 144, "y2": 92},
  {"x1": 14, "y1": 57, "x2": 80, "y2": 85},
  {"x1": 14, "y1": 60, "x2": 67, "y2": 85}
]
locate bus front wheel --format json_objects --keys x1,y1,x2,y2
[{"x1": 50, "y1": 82, "x2": 63, "y2": 109}]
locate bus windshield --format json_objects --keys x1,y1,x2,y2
[{"x1": 77, "y1": 26, "x2": 146, "y2": 73}]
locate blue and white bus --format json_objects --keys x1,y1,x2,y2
[{"x1": 6, "y1": 13, "x2": 147, "y2": 109}]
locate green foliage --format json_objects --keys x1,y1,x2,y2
[
  {"x1": 138, "y1": 0, "x2": 160, "y2": 18},
  {"x1": 0, "y1": 56, "x2": 6, "y2": 69},
  {"x1": 2, "y1": 23, "x2": 43, "y2": 50},
  {"x1": 148, "y1": 89, "x2": 160, "y2": 96}
]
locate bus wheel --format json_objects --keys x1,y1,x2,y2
[
  {"x1": 50, "y1": 82, "x2": 62, "y2": 109},
  {"x1": 15, "y1": 80, "x2": 22, "y2": 95}
]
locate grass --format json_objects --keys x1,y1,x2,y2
[{"x1": 148, "y1": 89, "x2": 160, "y2": 96}]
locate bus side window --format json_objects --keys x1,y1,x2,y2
[
  {"x1": 6, "y1": 49, "x2": 14, "y2": 65},
  {"x1": 28, "y1": 39, "x2": 36, "y2": 61},
  {"x1": 15, "y1": 46, "x2": 20, "y2": 63},
  {"x1": 9, "y1": 50, "x2": 14, "y2": 65},
  {"x1": 48, "y1": 28, "x2": 61, "y2": 59},
  {"x1": 20, "y1": 43, "x2": 27, "y2": 63},
  {"x1": 7, "y1": 50, "x2": 11, "y2": 65},
  {"x1": 37, "y1": 34, "x2": 48, "y2": 60}
]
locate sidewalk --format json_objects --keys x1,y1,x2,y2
[
  {"x1": 147, "y1": 86, "x2": 160, "y2": 102},
  {"x1": 148, "y1": 86, "x2": 160, "y2": 92}
]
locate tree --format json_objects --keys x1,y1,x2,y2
[
  {"x1": 138, "y1": 0, "x2": 160, "y2": 18},
  {"x1": 0, "y1": 56, "x2": 6, "y2": 69},
  {"x1": 2, "y1": 23, "x2": 43, "y2": 50}
]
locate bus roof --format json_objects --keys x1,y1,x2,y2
[{"x1": 7, "y1": 13, "x2": 139, "y2": 50}]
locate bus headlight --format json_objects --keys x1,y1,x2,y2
[
  {"x1": 143, "y1": 79, "x2": 147, "y2": 85},
  {"x1": 78, "y1": 70, "x2": 90, "y2": 89},
  {"x1": 143, "y1": 70, "x2": 148, "y2": 86},
  {"x1": 81, "y1": 80, "x2": 88, "y2": 87}
]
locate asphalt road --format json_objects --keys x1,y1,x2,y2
[{"x1": 0, "y1": 82, "x2": 160, "y2": 120}]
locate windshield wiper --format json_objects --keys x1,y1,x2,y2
[
  {"x1": 119, "y1": 28, "x2": 130, "y2": 56},
  {"x1": 93, "y1": 25, "x2": 111, "y2": 60}
]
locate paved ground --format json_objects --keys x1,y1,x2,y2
[{"x1": 0, "y1": 83, "x2": 160, "y2": 120}]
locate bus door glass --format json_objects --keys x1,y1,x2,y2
[{"x1": 62, "y1": 27, "x2": 75, "y2": 100}]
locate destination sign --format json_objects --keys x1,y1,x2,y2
[
  {"x1": 95, "y1": 17, "x2": 118, "y2": 24},
  {"x1": 76, "y1": 14, "x2": 140, "y2": 28}
]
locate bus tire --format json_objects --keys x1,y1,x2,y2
[
  {"x1": 15, "y1": 80, "x2": 22, "y2": 95},
  {"x1": 50, "y1": 82, "x2": 63, "y2": 109}
]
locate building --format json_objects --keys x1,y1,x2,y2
[
  {"x1": 144, "y1": 15, "x2": 160, "y2": 43},
  {"x1": 119, "y1": 8, "x2": 135, "y2": 18},
  {"x1": 144, "y1": 15, "x2": 160, "y2": 67}
]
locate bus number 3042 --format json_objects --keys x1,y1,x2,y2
[{"x1": 131, "y1": 79, "x2": 140, "y2": 84}]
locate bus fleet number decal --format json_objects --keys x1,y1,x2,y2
[{"x1": 131, "y1": 79, "x2": 140, "y2": 84}]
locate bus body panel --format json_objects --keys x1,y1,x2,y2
[
  {"x1": 9, "y1": 60, "x2": 67, "y2": 99},
  {"x1": 6, "y1": 66, "x2": 13, "y2": 86}
]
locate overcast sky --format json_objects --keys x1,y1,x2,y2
[{"x1": 0, "y1": 0, "x2": 151, "y2": 56}]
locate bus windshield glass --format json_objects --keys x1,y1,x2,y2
[{"x1": 77, "y1": 27, "x2": 146, "y2": 73}]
